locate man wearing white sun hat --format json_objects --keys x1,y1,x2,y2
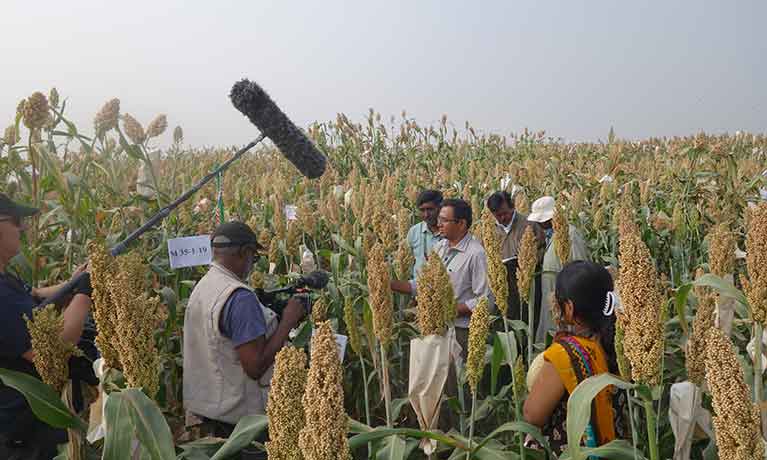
[{"x1": 527, "y1": 196, "x2": 590, "y2": 343}]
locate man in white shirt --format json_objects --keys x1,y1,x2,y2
[{"x1": 392, "y1": 198, "x2": 491, "y2": 350}]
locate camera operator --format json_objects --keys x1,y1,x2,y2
[{"x1": 183, "y1": 221, "x2": 306, "y2": 437}]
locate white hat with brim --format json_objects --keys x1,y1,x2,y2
[{"x1": 527, "y1": 196, "x2": 555, "y2": 223}]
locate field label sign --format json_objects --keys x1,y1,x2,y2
[{"x1": 168, "y1": 235, "x2": 212, "y2": 269}]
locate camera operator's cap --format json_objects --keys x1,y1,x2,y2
[
  {"x1": 0, "y1": 193, "x2": 39, "y2": 218},
  {"x1": 211, "y1": 221, "x2": 264, "y2": 251},
  {"x1": 527, "y1": 196, "x2": 556, "y2": 223}
]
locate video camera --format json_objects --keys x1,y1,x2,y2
[{"x1": 255, "y1": 270, "x2": 329, "y2": 318}]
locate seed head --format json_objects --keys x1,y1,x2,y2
[
  {"x1": 122, "y1": 113, "x2": 146, "y2": 144},
  {"x1": 25, "y1": 305, "x2": 81, "y2": 393},
  {"x1": 416, "y1": 254, "x2": 454, "y2": 336},
  {"x1": 744, "y1": 203, "x2": 767, "y2": 326},
  {"x1": 515, "y1": 193, "x2": 529, "y2": 214},
  {"x1": 617, "y1": 219, "x2": 665, "y2": 385},
  {"x1": 94, "y1": 98, "x2": 121, "y2": 135},
  {"x1": 552, "y1": 205, "x2": 570, "y2": 265},
  {"x1": 312, "y1": 296, "x2": 330, "y2": 323},
  {"x1": 686, "y1": 292, "x2": 715, "y2": 386},
  {"x1": 343, "y1": 297, "x2": 363, "y2": 356},
  {"x1": 512, "y1": 355, "x2": 526, "y2": 402},
  {"x1": 704, "y1": 328, "x2": 764, "y2": 459},
  {"x1": 22, "y1": 92, "x2": 50, "y2": 130},
  {"x1": 299, "y1": 322, "x2": 352, "y2": 460},
  {"x1": 266, "y1": 347, "x2": 308, "y2": 460},
  {"x1": 614, "y1": 320, "x2": 631, "y2": 381},
  {"x1": 109, "y1": 253, "x2": 165, "y2": 398},
  {"x1": 48, "y1": 87, "x2": 60, "y2": 108},
  {"x1": 466, "y1": 297, "x2": 490, "y2": 394},
  {"x1": 173, "y1": 125, "x2": 184, "y2": 144},
  {"x1": 366, "y1": 243, "x2": 394, "y2": 347},
  {"x1": 477, "y1": 212, "x2": 508, "y2": 316},
  {"x1": 394, "y1": 240, "x2": 414, "y2": 281},
  {"x1": 3, "y1": 125, "x2": 19, "y2": 147},
  {"x1": 146, "y1": 114, "x2": 167, "y2": 139},
  {"x1": 708, "y1": 223, "x2": 736, "y2": 277},
  {"x1": 88, "y1": 242, "x2": 122, "y2": 370},
  {"x1": 516, "y1": 226, "x2": 538, "y2": 302}
]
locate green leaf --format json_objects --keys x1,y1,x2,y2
[
  {"x1": 674, "y1": 282, "x2": 692, "y2": 335},
  {"x1": 490, "y1": 334, "x2": 504, "y2": 394},
  {"x1": 210, "y1": 415, "x2": 268, "y2": 460},
  {"x1": 0, "y1": 368, "x2": 86, "y2": 431},
  {"x1": 564, "y1": 374, "x2": 635, "y2": 460},
  {"x1": 693, "y1": 274, "x2": 748, "y2": 310},
  {"x1": 116, "y1": 389, "x2": 176, "y2": 460},
  {"x1": 472, "y1": 421, "x2": 551, "y2": 456},
  {"x1": 391, "y1": 398, "x2": 410, "y2": 422},
  {"x1": 558, "y1": 440, "x2": 647, "y2": 460},
  {"x1": 495, "y1": 331, "x2": 517, "y2": 365},
  {"x1": 348, "y1": 417, "x2": 373, "y2": 434},
  {"x1": 375, "y1": 434, "x2": 407, "y2": 460},
  {"x1": 103, "y1": 393, "x2": 134, "y2": 460},
  {"x1": 349, "y1": 427, "x2": 462, "y2": 451}
]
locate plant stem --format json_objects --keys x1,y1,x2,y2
[
  {"x1": 755, "y1": 322, "x2": 766, "y2": 437},
  {"x1": 641, "y1": 394, "x2": 659, "y2": 460},
  {"x1": 502, "y1": 318, "x2": 525, "y2": 460},
  {"x1": 527, "y1": 284, "x2": 535, "y2": 368},
  {"x1": 466, "y1": 391, "x2": 477, "y2": 460},
  {"x1": 380, "y1": 343, "x2": 392, "y2": 428},
  {"x1": 626, "y1": 390, "x2": 639, "y2": 460},
  {"x1": 360, "y1": 354, "x2": 372, "y2": 459}
]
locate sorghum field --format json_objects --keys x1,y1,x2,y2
[{"x1": 2, "y1": 88, "x2": 767, "y2": 460}]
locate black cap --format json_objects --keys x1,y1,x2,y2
[
  {"x1": 0, "y1": 193, "x2": 39, "y2": 218},
  {"x1": 211, "y1": 221, "x2": 264, "y2": 250}
]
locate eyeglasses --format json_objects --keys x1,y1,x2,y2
[
  {"x1": 0, "y1": 216, "x2": 22, "y2": 227},
  {"x1": 437, "y1": 217, "x2": 460, "y2": 224}
]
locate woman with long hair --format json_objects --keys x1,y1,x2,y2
[{"x1": 524, "y1": 260, "x2": 626, "y2": 453}]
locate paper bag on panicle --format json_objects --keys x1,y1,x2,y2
[
  {"x1": 408, "y1": 328, "x2": 459, "y2": 455},
  {"x1": 669, "y1": 382, "x2": 713, "y2": 460}
]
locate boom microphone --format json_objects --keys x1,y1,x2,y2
[{"x1": 230, "y1": 79, "x2": 327, "y2": 179}]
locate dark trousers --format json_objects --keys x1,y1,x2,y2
[{"x1": 0, "y1": 407, "x2": 67, "y2": 460}]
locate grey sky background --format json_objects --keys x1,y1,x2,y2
[{"x1": 2, "y1": 1, "x2": 765, "y2": 148}]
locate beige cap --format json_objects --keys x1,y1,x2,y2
[{"x1": 527, "y1": 196, "x2": 555, "y2": 223}]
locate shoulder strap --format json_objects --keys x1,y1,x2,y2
[{"x1": 555, "y1": 335, "x2": 599, "y2": 449}]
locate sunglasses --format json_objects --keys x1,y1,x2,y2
[{"x1": 0, "y1": 216, "x2": 23, "y2": 227}]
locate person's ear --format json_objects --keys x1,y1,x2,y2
[{"x1": 563, "y1": 300, "x2": 575, "y2": 322}]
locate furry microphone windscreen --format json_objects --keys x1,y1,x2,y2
[{"x1": 230, "y1": 79, "x2": 327, "y2": 179}]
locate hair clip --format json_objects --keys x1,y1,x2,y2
[{"x1": 603, "y1": 291, "x2": 617, "y2": 316}]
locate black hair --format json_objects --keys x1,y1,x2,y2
[
  {"x1": 441, "y1": 198, "x2": 472, "y2": 228},
  {"x1": 416, "y1": 189, "x2": 443, "y2": 207},
  {"x1": 486, "y1": 191, "x2": 513, "y2": 213},
  {"x1": 554, "y1": 260, "x2": 618, "y2": 373}
]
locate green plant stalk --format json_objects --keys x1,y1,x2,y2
[
  {"x1": 380, "y1": 343, "x2": 392, "y2": 428},
  {"x1": 640, "y1": 392, "x2": 659, "y2": 460},
  {"x1": 626, "y1": 390, "x2": 639, "y2": 460},
  {"x1": 456, "y1": 358, "x2": 466, "y2": 435},
  {"x1": 755, "y1": 322, "x2": 765, "y2": 437},
  {"x1": 360, "y1": 354, "x2": 373, "y2": 459},
  {"x1": 501, "y1": 318, "x2": 524, "y2": 460},
  {"x1": 466, "y1": 390, "x2": 477, "y2": 460},
  {"x1": 527, "y1": 283, "x2": 535, "y2": 368}
]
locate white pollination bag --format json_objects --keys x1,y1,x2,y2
[{"x1": 408, "y1": 328, "x2": 459, "y2": 455}]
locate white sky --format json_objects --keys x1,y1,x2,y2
[{"x1": 1, "y1": 1, "x2": 765, "y2": 148}]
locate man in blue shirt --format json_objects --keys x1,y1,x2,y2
[
  {"x1": 405, "y1": 189, "x2": 444, "y2": 278},
  {"x1": 0, "y1": 194, "x2": 94, "y2": 460}
]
